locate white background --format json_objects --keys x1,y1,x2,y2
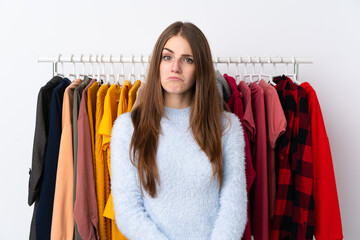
[{"x1": 0, "y1": 0, "x2": 359, "y2": 239}]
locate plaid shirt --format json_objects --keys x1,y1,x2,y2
[{"x1": 271, "y1": 76, "x2": 315, "y2": 240}]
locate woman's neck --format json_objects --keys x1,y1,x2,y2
[{"x1": 163, "y1": 92, "x2": 192, "y2": 109}]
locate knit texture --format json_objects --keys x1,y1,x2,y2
[
  {"x1": 215, "y1": 70, "x2": 232, "y2": 102},
  {"x1": 110, "y1": 107, "x2": 247, "y2": 240}
]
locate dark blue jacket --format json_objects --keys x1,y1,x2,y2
[
  {"x1": 29, "y1": 76, "x2": 63, "y2": 205},
  {"x1": 35, "y1": 78, "x2": 70, "y2": 240}
]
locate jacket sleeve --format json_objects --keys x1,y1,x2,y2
[
  {"x1": 28, "y1": 87, "x2": 47, "y2": 205},
  {"x1": 211, "y1": 113, "x2": 248, "y2": 240},
  {"x1": 110, "y1": 113, "x2": 169, "y2": 240}
]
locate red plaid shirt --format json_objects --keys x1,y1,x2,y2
[{"x1": 271, "y1": 76, "x2": 314, "y2": 240}]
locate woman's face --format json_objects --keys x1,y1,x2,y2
[{"x1": 160, "y1": 35, "x2": 196, "y2": 103}]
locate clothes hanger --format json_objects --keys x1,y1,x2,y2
[
  {"x1": 272, "y1": 56, "x2": 301, "y2": 85},
  {"x1": 95, "y1": 55, "x2": 103, "y2": 84},
  {"x1": 242, "y1": 56, "x2": 253, "y2": 85},
  {"x1": 117, "y1": 74, "x2": 125, "y2": 86},
  {"x1": 284, "y1": 56, "x2": 301, "y2": 85},
  {"x1": 54, "y1": 54, "x2": 64, "y2": 77},
  {"x1": 106, "y1": 55, "x2": 116, "y2": 85},
  {"x1": 78, "y1": 54, "x2": 87, "y2": 80},
  {"x1": 214, "y1": 55, "x2": 219, "y2": 73},
  {"x1": 226, "y1": 57, "x2": 230, "y2": 75},
  {"x1": 136, "y1": 55, "x2": 142, "y2": 82},
  {"x1": 116, "y1": 55, "x2": 124, "y2": 85},
  {"x1": 68, "y1": 54, "x2": 77, "y2": 81},
  {"x1": 129, "y1": 73, "x2": 136, "y2": 85},
  {"x1": 257, "y1": 56, "x2": 273, "y2": 84},
  {"x1": 267, "y1": 62, "x2": 276, "y2": 86},
  {"x1": 96, "y1": 54, "x2": 102, "y2": 84},
  {"x1": 88, "y1": 54, "x2": 95, "y2": 81},
  {"x1": 250, "y1": 56, "x2": 262, "y2": 83},
  {"x1": 138, "y1": 55, "x2": 146, "y2": 82},
  {"x1": 270, "y1": 57, "x2": 300, "y2": 85},
  {"x1": 75, "y1": 60, "x2": 80, "y2": 80},
  {"x1": 234, "y1": 56, "x2": 242, "y2": 84},
  {"x1": 99, "y1": 55, "x2": 108, "y2": 85},
  {"x1": 128, "y1": 55, "x2": 136, "y2": 85},
  {"x1": 89, "y1": 54, "x2": 102, "y2": 85}
]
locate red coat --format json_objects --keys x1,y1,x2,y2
[{"x1": 300, "y1": 82, "x2": 343, "y2": 240}]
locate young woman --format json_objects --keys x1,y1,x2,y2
[{"x1": 110, "y1": 21, "x2": 247, "y2": 240}]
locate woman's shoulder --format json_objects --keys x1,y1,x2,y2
[
  {"x1": 221, "y1": 111, "x2": 244, "y2": 142},
  {"x1": 112, "y1": 112, "x2": 134, "y2": 137},
  {"x1": 114, "y1": 111, "x2": 133, "y2": 125},
  {"x1": 221, "y1": 111, "x2": 242, "y2": 131}
]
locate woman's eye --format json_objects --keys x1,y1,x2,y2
[
  {"x1": 184, "y1": 58, "x2": 194, "y2": 64},
  {"x1": 162, "y1": 55, "x2": 171, "y2": 61}
]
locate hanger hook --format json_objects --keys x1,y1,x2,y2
[
  {"x1": 235, "y1": 56, "x2": 239, "y2": 75},
  {"x1": 251, "y1": 57, "x2": 255, "y2": 75},
  {"x1": 284, "y1": 56, "x2": 289, "y2": 75},
  {"x1": 261, "y1": 56, "x2": 269, "y2": 75},
  {"x1": 96, "y1": 54, "x2": 101, "y2": 82},
  {"x1": 244, "y1": 56, "x2": 249, "y2": 75},
  {"x1": 290, "y1": 55, "x2": 296, "y2": 73},
  {"x1": 71, "y1": 54, "x2": 76, "y2": 79},
  {"x1": 60, "y1": 54, "x2": 64, "y2": 76},
  {"x1": 234, "y1": 56, "x2": 241, "y2": 82},
  {"x1": 214, "y1": 55, "x2": 218, "y2": 71},
  {"x1": 110, "y1": 54, "x2": 113, "y2": 73},
  {"x1": 89, "y1": 54, "x2": 93, "y2": 78},
  {"x1": 80, "y1": 54, "x2": 85, "y2": 78},
  {"x1": 100, "y1": 54, "x2": 105, "y2": 83},
  {"x1": 119, "y1": 54, "x2": 124, "y2": 84},
  {"x1": 273, "y1": 61, "x2": 276, "y2": 77},
  {"x1": 289, "y1": 55, "x2": 298, "y2": 82},
  {"x1": 55, "y1": 54, "x2": 61, "y2": 76},
  {"x1": 140, "y1": 54, "x2": 145, "y2": 81},
  {"x1": 129, "y1": 54, "x2": 135, "y2": 83},
  {"x1": 132, "y1": 54, "x2": 135, "y2": 75},
  {"x1": 226, "y1": 57, "x2": 229, "y2": 74}
]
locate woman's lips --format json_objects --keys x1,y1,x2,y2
[{"x1": 168, "y1": 77, "x2": 182, "y2": 81}]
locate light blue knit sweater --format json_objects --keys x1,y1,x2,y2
[{"x1": 110, "y1": 107, "x2": 247, "y2": 240}]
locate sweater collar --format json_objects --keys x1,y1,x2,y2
[{"x1": 164, "y1": 106, "x2": 191, "y2": 121}]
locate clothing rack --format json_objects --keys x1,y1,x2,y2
[{"x1": 37, "y1": 54, "x2": 313, "y2": 81}]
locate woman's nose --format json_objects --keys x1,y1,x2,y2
[{"x1": 171, "y1": 59, "x2": 182, "y2": 73}]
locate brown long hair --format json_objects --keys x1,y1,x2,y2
[{"x1": 130, "y1": 21, "x2": 224, "y2": 197}]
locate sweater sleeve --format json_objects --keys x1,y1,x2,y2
[
  {"x1": 110, "y1": 113, "x2": 169, "y2": 240},
  {"x1": 211, "y1": 113, "x2": 247, "y2": 240}
]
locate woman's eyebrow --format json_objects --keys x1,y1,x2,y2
[{"x1": 163, "y1": 48, "x2": 193, "y2": 57}]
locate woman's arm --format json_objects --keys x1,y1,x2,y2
[
  {"x1": 110, "y1": 113, "x2": 168, "y2": 240},
  {"x1": 211, "y1": 113, "x2": 248, "y2": 240}
]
